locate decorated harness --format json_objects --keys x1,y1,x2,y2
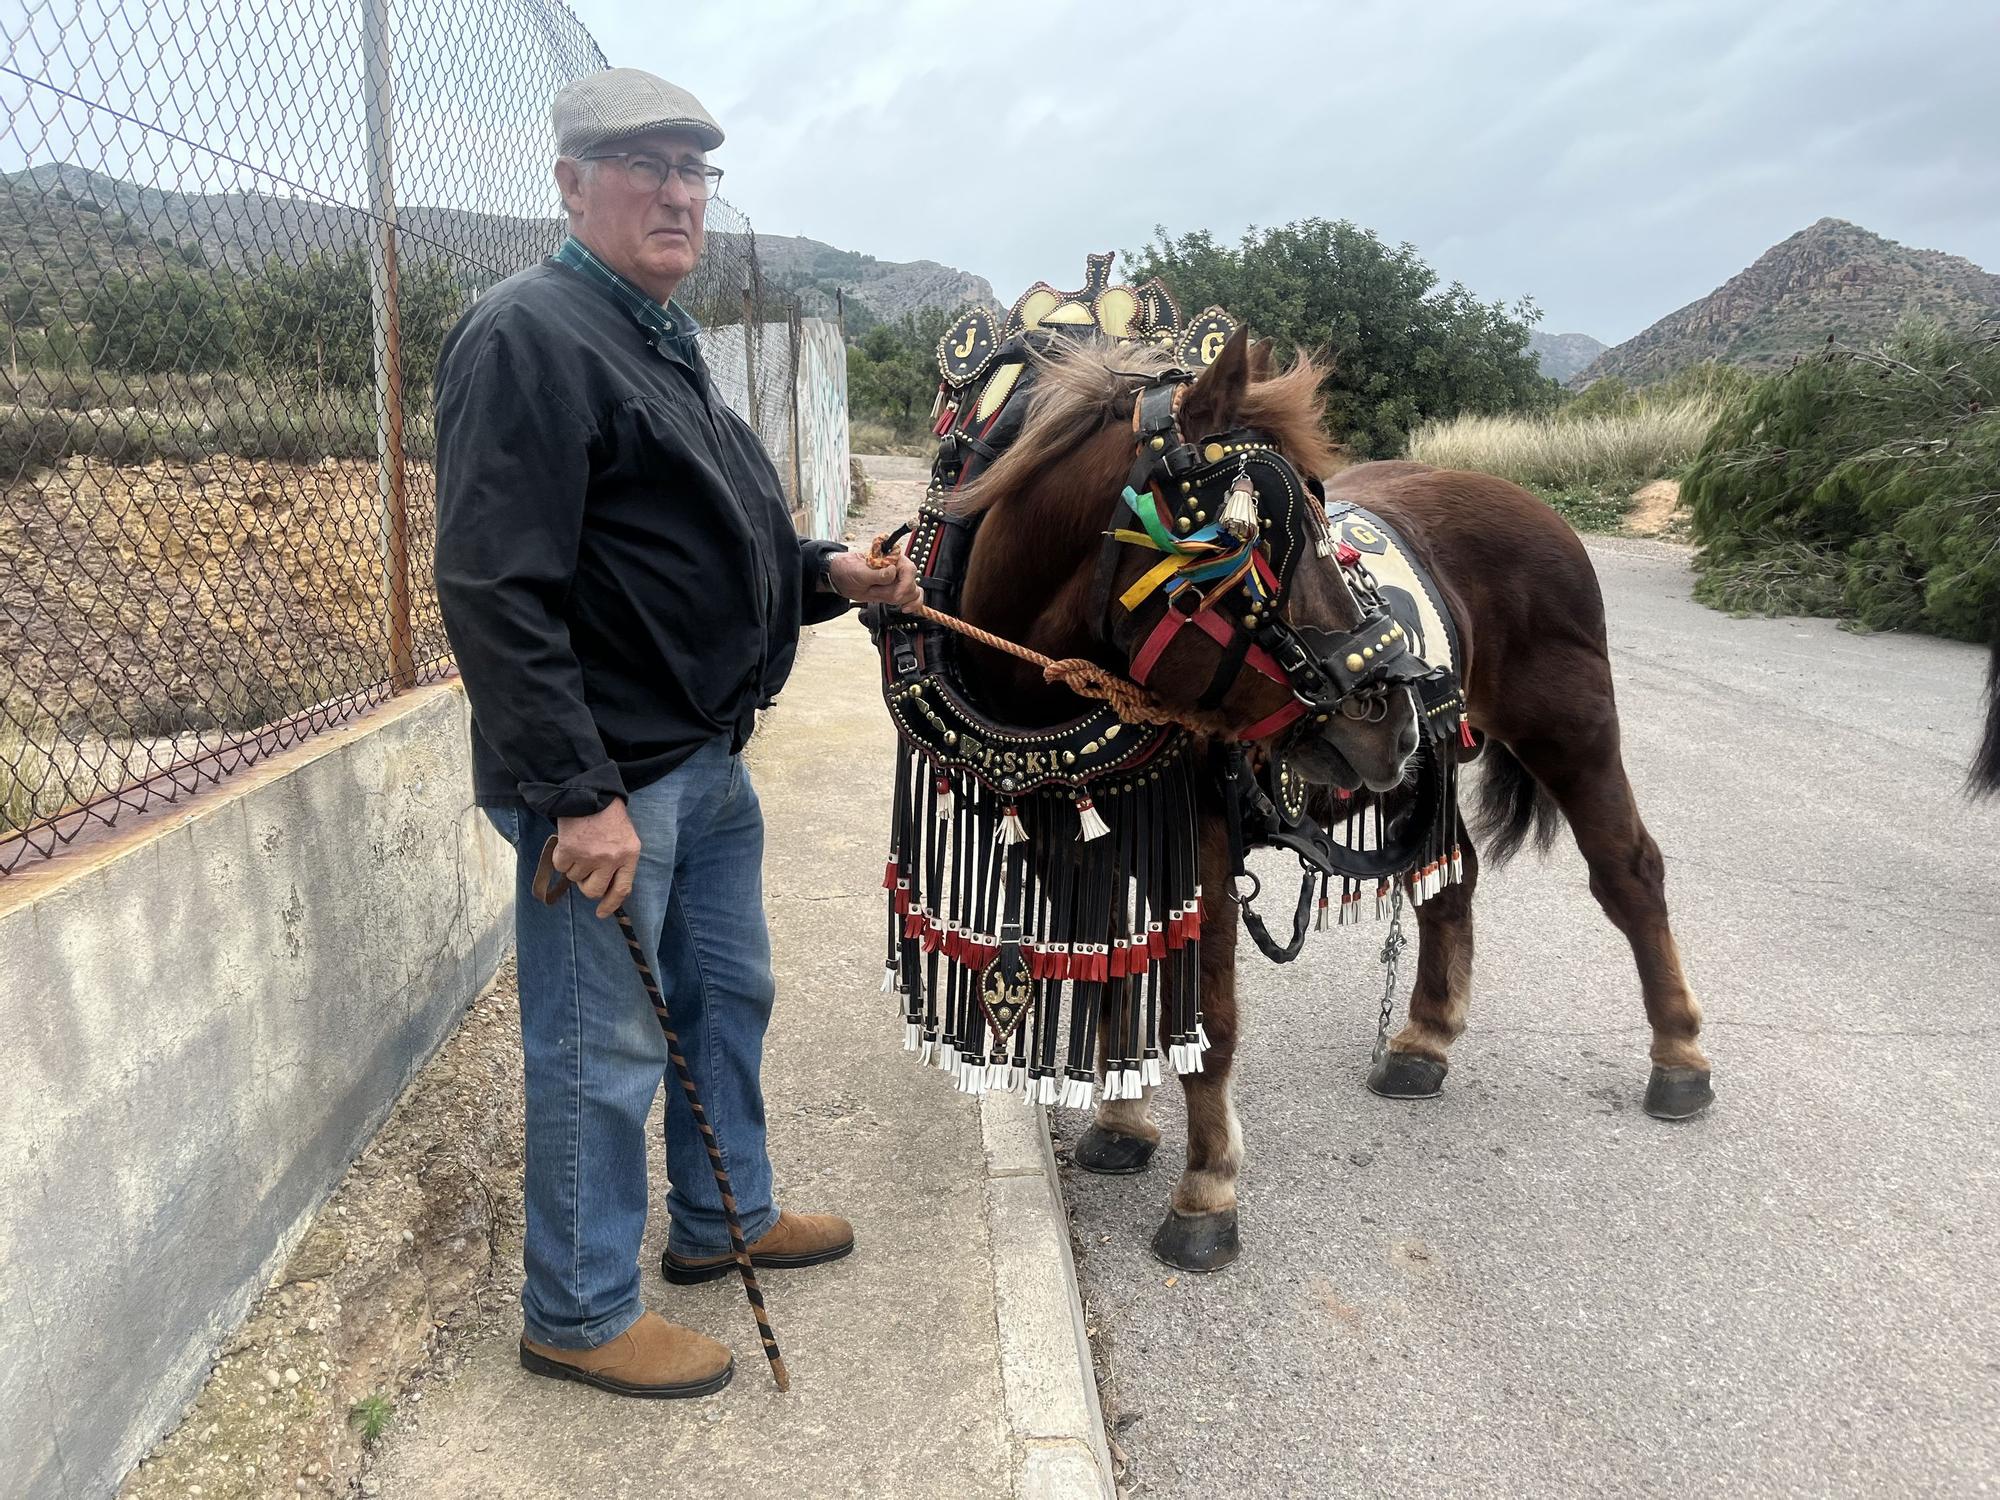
[{"x1": 870, "y1": 255, "x2": 1474, "y2": 1108}]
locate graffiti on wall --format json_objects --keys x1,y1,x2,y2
[{"x1": 699, "y1": 318, "x2": 850, "y2": 542}]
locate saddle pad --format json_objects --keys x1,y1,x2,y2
[{"x1": 1323, "y1": 502, "x2": 1460, "y2": 677}]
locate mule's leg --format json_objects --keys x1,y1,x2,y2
[
  {"x1": 1152, "y1": 836, "x2": 1245, "y2": 1272},
  {"x1": 1075, "y1": 980, "x2": 1160, "y2": 1174},
  {"x1": 1514, "y1": 730, "x2": 1713, "y2": 1119},
  {"x1": 1368, "y1": 825, "x2": 1480, "y2": 1099}
]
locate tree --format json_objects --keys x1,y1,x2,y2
[
  {"x1": 243, "y1": 247, "x2": 463, "y2": 395},
  {"x1": 1126, "y1": 219, "x2": 1556, "y2": 458},
  {"x1": 3, "y1": 281, "x2": 39, "y2": 378},
  {"x1": 846, "y1": 306, "x2": 953, "y2": 437},
  {"x1": 82, "y1": 268, "x2": 239, "y2": 373}
]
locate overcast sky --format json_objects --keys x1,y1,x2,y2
[{"x1": 568, "y1": 0, "x2": 1998, "y2": 343}]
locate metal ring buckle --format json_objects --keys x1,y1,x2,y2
[{"x1": 1229, "y1": 870, "x2": 1262, "y2": 907}]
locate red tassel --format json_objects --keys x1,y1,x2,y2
[
  {"x1": 1460, "y1": 718, "x2": 1476, "y2": 749},
  {"x1": 882, "y1": 859, "x2": 898, "y2": 890}
]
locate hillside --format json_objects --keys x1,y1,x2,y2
[
  {"x1": 1, "y1": 165, "x2": 990, "y2": 327},
  {"x1": 1578, "y1": 218, "x2": 2000, "y2": 385},
  {"x1": 751, "y1": 233, "x2": 994, "y2": 324},
  {"x1": 1528, "y1": 329, "x2": 1607, "y2": 382}
]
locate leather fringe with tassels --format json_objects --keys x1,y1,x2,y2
[{"x1": 883, "y1": 740, "x2": 1207, "y2": 1106}]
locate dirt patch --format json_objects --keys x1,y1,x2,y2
[
  {"x1": 2, "y1": 453, "x2": 444, "y2": 738},
  {"x1": 1625, "y1": 478, "x2": 1684, "y2": 539},
  {"x1": 119, "y1": 964, "x2": 525, "y2": 1500}
]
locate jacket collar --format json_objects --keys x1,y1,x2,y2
[{"x1": 554, "y1": 236, "x2": 702, "y2": 363}]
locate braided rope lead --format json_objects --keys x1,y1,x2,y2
[
  {"x1": 865, "y1": 531, "x2": 1228, "y2": 737},
  {"x1": 533, "y1": 837, "x2": 789, "y2": 1391}
]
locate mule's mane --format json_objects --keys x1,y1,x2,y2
[{"x1": 955, "y1": 339, "x2": 1340, "y2": 518}]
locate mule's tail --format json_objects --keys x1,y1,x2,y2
[
  {"x1": 1470, "y1": 741, "x2": 1565, "y2": 863},
  {"x1": 1972, "y1": 637, "x2": 2000, "y2": 797}
]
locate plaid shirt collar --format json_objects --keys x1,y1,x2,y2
[{"x1": 555, "y1": 236, "x2": 701, "y2": 363}]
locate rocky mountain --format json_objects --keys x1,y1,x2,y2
[
  {"x1": 1577, "y1": 218, "x2": 2000, "y2": 386},
  {"x1": 1528, "y1": 329, "x2": 1607, "y2": 382},
  {"x1": 750, "y1": 233, "x2": 994, "y2": 325}
]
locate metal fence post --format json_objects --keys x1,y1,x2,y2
[
  {"x1": 787, "y1": 302, "x2": 805, "y2": 513},
  {"x1": 363, "y1": 0, "x2": 415, "y2": 692},
  {"x1": 741, "y1": 286, "x2": 762, "y2": 432}
]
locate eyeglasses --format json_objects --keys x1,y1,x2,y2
[{"x1": 580, "y1": 152, "x2": 725, "y2": 201}]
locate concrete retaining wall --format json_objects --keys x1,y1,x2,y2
[{"x1": 0, "y1": 683, "x2": 513, "y2": 1499}]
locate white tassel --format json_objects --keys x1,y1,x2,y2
[
  {"x1": 1197, "y1": 1022, "x2": 1212, "y2": 1052},
  {"x1": 903, "y1": 1022, "x2": 921, "y2": 1052},
  {"x1": 1040, "y1": 1074, "x2": 1060, "y2": 1107},
  {"x1": 1450, "y1": 845, "x2": 1465, "y2": 884},
  {"x1": 1102, "y1": 1070, "x2": 1124, "y2": 1102},
  {"x1": 1120, "y1": 1067, "x2": 1145, "y2": 1100},
  {"x1": 935, "y1": 776, "x2": 954, "y2": 822},
  {"x1": 1143, "y1": 1054, "x2": 1163, "y2": 1088},
  {"x1": 938, "y1": 1043, "x2": 958, "y2": 1073},
  {"x1": 881, "y1": 965, "x2": 897, "y2": 994},
  {"x1": 1075, "y1": 796, "x2": 1110, "y2": 842},
  {"x1": 919, "y1": 1036, "x2": 936, "y2": 1066},
  {"x1": 1219, "y1": 473, "x2": 1259, "y2": 541},
  {"x1": 996, "y1": 805, "x2": 1029, "y2": 845}
]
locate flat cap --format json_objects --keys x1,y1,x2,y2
[{"x1": 552, "y1": 68, "x2": 723, "y2": 156}]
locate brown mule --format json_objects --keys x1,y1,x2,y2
[{"x1": 949, "y1": 333, "x2": 1708, "y2": 1270}]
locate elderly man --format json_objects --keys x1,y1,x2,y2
[{"x1": 433, "y1": 68, "x2": 917, "y2": 1400}]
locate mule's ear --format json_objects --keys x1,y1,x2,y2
[
  {"x1": 1248, "y1": 337, "x2": 1276, "y2": 383},
  {"x1": 1177, "y1": 327, "x2": 1252, "y2": 439}
]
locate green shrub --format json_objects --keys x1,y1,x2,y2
[{"x1": 1684, "y1": 320, "x2": 2000, "y2": 641}]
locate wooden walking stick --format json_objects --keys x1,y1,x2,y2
[{"x1": 532, "y1": 835, "x2": 791, "y2": 1392}]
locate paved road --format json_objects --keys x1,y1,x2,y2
[{"x1": 1056, "y1": 537, "x2": 2000, "y2": 1499}]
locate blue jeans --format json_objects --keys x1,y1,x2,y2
[{"x1": 486, "y1": 738, "x2": 780, "y2": 1349}]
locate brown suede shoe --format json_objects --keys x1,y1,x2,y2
[
  {"x1": 661, "y1": 1210, "x2": 855, "y2": 1285},
  {"x1": 519, "y1": 1311, "x2": 733, "y2": 1398}
]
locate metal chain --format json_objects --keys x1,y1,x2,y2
[{"x1": 1371, "y1": 885, "x2": 1408, "y2": 1062}]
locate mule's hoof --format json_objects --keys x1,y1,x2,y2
[
  {"x1": 1072, "y1": 1125, "x2": 1158, "y2": 1175},
  {"x1": 1151, "y1": 1207, "x2": 1240, "y2": 1273},
  {"x1": 1644, "y1": 1065, "x2": 1714, "y2": 1120},
  {"x1": 1367, "y1": 1051, "x2": 1447, "y2": 1100}
]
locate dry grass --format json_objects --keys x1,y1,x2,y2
[
  {"x1": 849, "y1": 418, "x2": 933, "y2": 458},
  {"x1": 1408, "y1": 397, "x2": 1722, "y2": 496}
]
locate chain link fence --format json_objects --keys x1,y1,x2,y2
[{"x1": 1, "y1": 0, "x2": 847, "y2": 875}]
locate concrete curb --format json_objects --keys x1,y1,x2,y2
[{"x1": 980, "y1": 1095, "x2": 1117, "y2": 1500}]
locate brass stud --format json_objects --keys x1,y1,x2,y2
[
  {"x1": 1363, "y1": 647, "x2": 1375, "y2": 660},
  {"x1": 1345, "y1": 653, "x2": 1364, "y2": 673},
  {"x1": 1181, "y1": 480, "x2": 1193, "y2": 494},
  {"x1": 1195, "y1": 510, "x2": 1207, "y2": 523},
  {"x1": 1176, "y1": 516, "x2": 1192, "y2": 532},
  {"x1": 1203, "y1": 442, "x2": 1224, "y2": 462},
  {"x1": 1379, "y1": 633, "x2": 1392, "y2": 646},
  {"x1": 1150, "y1": 436, "x2": 1166, "y2": 451},
  {"x1": 1063, "y1": 751, "x2": 1076, "y2": 765}
]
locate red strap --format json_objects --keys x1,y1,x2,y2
[
  {"x1": 1131, "y1": 609, "x2": 1186, "y2": 685},
  {"x1": 1239, "y1": 699, "x2": 1308, "y2": 742}
]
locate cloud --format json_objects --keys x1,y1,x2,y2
[{"x1": 572, "y1": 0, "x2": 2000, "y2": 342}]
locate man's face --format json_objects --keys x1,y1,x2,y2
[{"x1": 555, "y1": 130, "x2": 709, "y2": 301}]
